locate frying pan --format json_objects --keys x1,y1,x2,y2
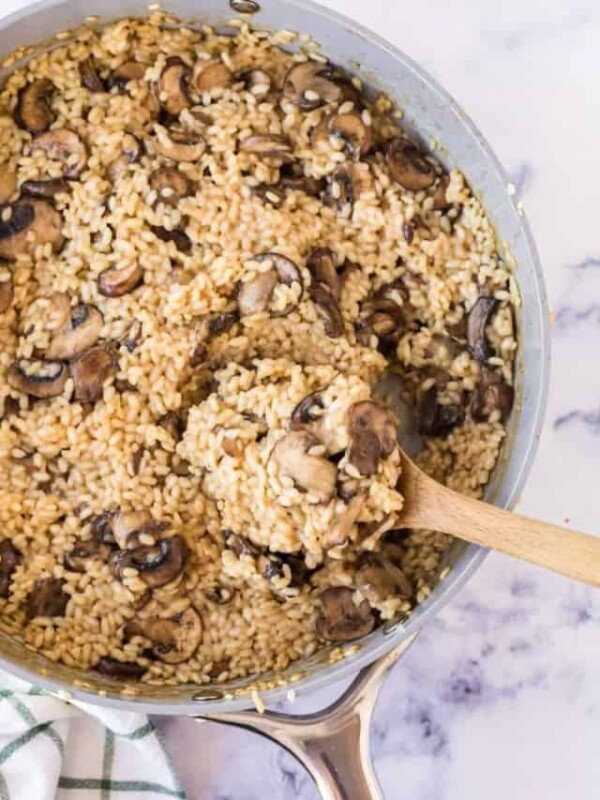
[{"x1": 0, "y1": 1, "x2": 551, "y2": 797}]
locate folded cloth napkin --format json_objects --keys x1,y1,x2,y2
[{"x1": 0, "y1": 669, "x2": 186, "y2": 799}]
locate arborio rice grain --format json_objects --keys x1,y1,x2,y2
[{"x1": 0, "y1": 16, "x2": 516, "y2": 685}]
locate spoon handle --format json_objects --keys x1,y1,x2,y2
[{"x1": 402, "y1": 467, "x2": 600, "y2": 587}]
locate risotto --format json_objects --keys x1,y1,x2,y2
[{"x1": 0, "y1": 15, "x2": 517, "y2": 686}]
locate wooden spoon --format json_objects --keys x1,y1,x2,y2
[{"x1": 396, "y1": 447, "x2": 600, "y2": 587}]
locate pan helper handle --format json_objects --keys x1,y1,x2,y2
[{"x1": 196, "y1": 634, "x2": 416, "y2": 800}]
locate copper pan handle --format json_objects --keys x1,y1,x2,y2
[{"x1": 196, "y1": 634, "x2": 416, "y2": 800}]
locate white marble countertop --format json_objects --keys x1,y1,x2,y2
[{"x1": 4, "y1": 0, "x2": 600, "y2": 797}]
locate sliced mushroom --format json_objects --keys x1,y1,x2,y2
[
  {"x1": 317, "y1": 586, "x2": 374, "y2": 642},
  {"x1": 191, "y1": 59, "x2": 232, "y2": 93},
  {"x1": 240, "y1": 134, "x2": 293, "y2": 161},
  {"x1": 157, "y1": 57, "x2": 191, "y2": 117},
  {"x1": 238, "y1": 68, "x2": 272, "y2": 97},
  {"x1": 325, "y1": 163, "x2": 373, "y2": 210},
  {"x1": 223, "y1": 529, "x2": 259, "y2": 558},
  {"x1": 21, "y1": 177, "x2": 71, "y2": 198},
  {"x1": 7, "y1": 359, "x2": 67, "y2": 399},
  {"x1": 238, "y1": 253, "x2": 303, "y2": 318},
  {"x1": 71, "y1": 345, "x2": 117, "y2": 404},
  {"x1": 149, "y1": 166, "x2": 191, "y2": 206},
  {"x1": 310, "y1": 281, "x2": 344, "y2": 338},
  {"x1": 25, "y1": 577, "x2": 69, "y2": 621},
  {"x1": 272, "y1": 430, "x2": 337, "y2": 503},
  {"x1": 323, "y1": 492, "x2": 366, "y2": 554},
  {"x1": 432, "y1": 174, "x2": 451, "y2": 211},
  {"x1": 0, "y1": 274, "x2": 14, "y2": 313},
  {"x1": 278, "y1": 163, "x2": 325, "y2": 197},
  {"x1": 418, "y1": 386, "x2": 464, "y2": 437},
  {"x1": 283, "y1": 61, "x2": 342, "y2": 109},
  {"x1": 90, "y1": 511, "x2": 118, "y2": 547},
  {"x1": 98, "y1": 261, "x2": 143, "y2": 297},
  {"x1": 204, "y1": 584, "x2": 235, "y2": 604},
  {"x1": 312, "y1": 111, "x2": 372, "y2": 158},
  {"x1": 306, "y1": 247, "x2": 340, "y2": 299},
  {"x1": 355, "y1": 552, "x2": 412, "y2": 605},
  {"x1": 158, "y1": 411, "x2": 184, "y2": 442},
  {"x1": 355, "y1": 297, "x2": 405, "y2": 351},
  {"x1": 471, "y1": 369, "x2": 514, "y2": 422},
  {"x1": 108, "y1": 60, "x2": 146, "y2": 90},
  {"x1": 64, "y1": 537, "x2": 113, "y2": 572},
  {"x1": 386, "y1": 138, "x2": 437, "y2": 191},
  {"x1": 79, "y1": 56, "x2": 105, "y2": 92},
  {"x1": 126, "y1": 607, "x2": 202, "y2": 664},
  {"x1": 154, "y1": 124, "x2": 206, "y2": 162},
  {"x1": 106, "y1": 134, "x2": 143, "y2": 182},
  {"x1": 0, "y1": 539, "x2": 22, "y2": 598},
  {"x1": 150, "y1": 225, "x2": 192, "y2": 254},
  {"x1": 31, "y1": 129, "x2": 88, "y2": 180},
  {"x1": 249, "y1": 184, "x2": 284, "y2": 208},
  {"x1": 466, "y1": 296, "x2": 499, "y2": 362},
  {"x1": 46, "y1": 303, "x2": 103, "y2": 361},
  {"x1": 111, "y1": 510, "x2": 165, "y2": 549},
  {"x1": 95, "y1": 656, "x2": 145, "y2": 680},
  {"x1": 346, "y1": 401, "x2": 396, "y2": 476},
  {"x1": 0, "y1": 169, "x2": 17, "y2": 204},
  {"x1": 14, "y1": 78, "x2": 56, "y2": 133},
  {"x1": 0, "y1": 200, "x2": 64, "y2": 260},
  {"x1": 112, "y1": 535, "x2": 186, "y2": 589},
  {"x1": 290, "y1": 390, "x2": 325, "y2": 431}
]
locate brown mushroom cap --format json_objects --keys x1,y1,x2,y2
[
  {"x1": 112, "y1": 535, "x2": 186, "y2": 589},
  {"x1": 317, "y1": 586, "x2": 375, "y2": 642},
  {"x1": 272, "y1": 430, "x2": 337, "y2": 503},
  {"x1": 64, "y1": 537, "x2": 114, "y2": 572},
  {"x1": 283, "y1": 61, "x2": 342, "y2": 109},
  {"x1": 95, "y1": 656, "x2": 145, "y2": 680},
  {"x1": 126, "y1": 607, "x2": 202, "y2": 664},
  {"x1": 0, "y1": 539, "x2": 22, "y2": 598},
  {"x1": 111, "y1": 510, "x2": 165, "y2": 550},
  {"x1": 106, "y1": 133, "x2": 143, "y2": 182},
  {"x1": 31, "y1": 129, "x2": 88, "y2": 180},
  {"x1": 386, "y1": 138, "x2": 437, "y2": 191},
  {"x1": 21, "y1": 177, "x2": 71, "y2": 198},
  {"x1": 472, "y1": 369, "x2": 514, "y2": 422},
  {"x1": 432, "y1": 174, "x2": 451, "y2": 211},
  {"x1": 8, "y1": 359, "x2": 67, "y2": 399},
  {"x1": 46, "y1": 303, "x2": 103, "y2": 361},
  {"x1": 25, "y1": 577, "x2": 69, "y2": 621},
  {"x1": 323, "y1": 492, "x2": 366, "y2": 554},
  {"x1": 0, "y1": 274, "x2": 14, "y2": 314},
  {"x1": 306, "y1": 247, "x2": 341, "y2": 299},
  {"x1": 355, "y1": 552, "x2": 412, "y2": 605},
  {"x1": 191, "y1": 59, "x2": 232, "y2": 93},
  {"x1": 418, "y1": 385, "x2": 464, "y2": 437},
  {"x1": 108, "y1": 60, "x2": 146, "y2": 90},
  {"x1": 238, "y1": 68, "x2": 272, "y2": 97},
  {"x1": 79, "y1": 56, "x2": 105, "y2": 92},
  {"x1": 98, "y1": 261, "x2": 143, "y2": 297},
  {"x1": 150, "y1": 225, "x2": 192, "y2": 254},
  {"x1": 149, "y1": 166, "x2": 191, "y2": 206},
  {"x1": 14, "y1": 78, "x2": 56, "y2": 133},
  {"x1": 325, "y1": 162, "x2": 373, "y2": 210},
  {"x1": 238, "y1": 253, "x2": 303, "y2": 317},
  {"x1": 466, "y1": 296, "x2": 499, "y2": 362},
  {"x1": 240, "y1": 134, "x2": 293, "y2": 161},
  {"x1": 71, "y1": 345, "x2": 117, "y2": 404},
  {"x1": 157, "y1": 57, "x2": 191, "y2": 117},
  {"x1": 310, "y1": 281, "x2": 345, "y2": 338},
  {"x1": 323, "y1": 111, "x2": 373, "y2": 158},
  {"x1": 0, "y1": 169, "x2": 17, "y2": 204},
  {"x1": 154, "y1": 124, "x2": 206, "y2": 162},
  {"x1": 346, "y1": 401, "x2": 397, "y2": 476},
  {"x1": 0, "y1": 199, "x2": 64, "y2": 260},
  {"x1": 290, "y1": 389, "x2": 325, "y2": 431}
]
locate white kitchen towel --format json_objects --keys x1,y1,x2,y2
[{"x1": 0, "y1": 669, "x2": 186, "y2": 799}]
